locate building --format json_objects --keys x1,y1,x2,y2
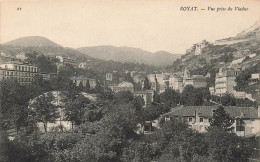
[
  {"x1": 169, "y1": 74, "x2": 183, "y2": 92},
  {"x1": 147, "y1": 74, "x2": 168, "y2": 94},
  {"x1": 109, "y1": 81, "x2": 134, "y2": 93},
  {"x1": 183, "y1": 69, "x2": 207, "y2": 88},
  {"x1": 70, "y1": 76, "x2": 97, "y2": 89},
  {"x1": 133, "y1": 90, "x2": 154, "y2": 107},
  {"x1": 249, "y1": 73, "x2": 259, "y2": 85},
  {"x1": 15, "y1": 52, "x2": 27, "y2": 60},
  {"x1": 164, "y1": 106, "x2": 260, "y2": 136},
  {"x1": 209, "y1": 86, "x2": 215, "y2": 95},
  {"x1": 56, "y1": 56, "x2": 77, "y2": 67},
  {"x1": 133, "y1": 74, "x2": 145, "y2": 84},
  {"x1": 0, "y1": 61, "x2": 39, "y2": 85},
  {"x1": 104, "y1": 72, "x2": 120, "y2": 90},
  {"x1": 215, "y1": 64, "x2": 241, "y2": 95},
  {"x1": 79, "y1": 62, "x2": 88, "y2": 69},
  {"x1": 194, "y1": 40, "x2": 208, "y2": 55}
]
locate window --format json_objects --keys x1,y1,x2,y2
[
  {"x1": 200, "y1": 117, "x2": 204, "y2": 122},
  {"x1": 188, "y1": 117, "x2": 192, "y2": 122},
  {"x1": 236, "y1": 119, "x2": 245, "y2": 131},
  {"x1": 209, "y1": 118, "x2": 212, "y2": 123},
  {"x1": 170, "y1": 117, "x2": 173, "y2": 121}
]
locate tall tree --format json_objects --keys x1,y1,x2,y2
[
  {"x1": 64, "y1": 95, "x2": 92, "y2": 126},
  {"x1": 30, "y1": 92, "x2": 59, "y2": 133},
  {"x1": 208, "y1": 106, "x2": 234, "y2": 132},
  {"x1": 143, "y1": 76, "x2": 151, "y2": 90},
  {"x1": 78, "y1": 81, "x2": 84, "y2": 92},
  {"x1": 85, "y1": 79, "x2": 91, "y2": 93}
]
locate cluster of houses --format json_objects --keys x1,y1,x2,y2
[{"x1": 1, "y1": 52, "x2": 259, "y2": 137}]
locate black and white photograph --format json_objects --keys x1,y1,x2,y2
[{"x1": 0, "y1": 0, "x2": 260, "y2": 161}]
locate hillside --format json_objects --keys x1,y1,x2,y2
[
  {"x1": 168, "y1": 20, "x2": 260, "y2": 72},
  {"x1": 3, "y1": 36, "x2": 60, "y2": 47},
  {"x1": 77, "y1": 46, "x2": 181, "y2": 66}
]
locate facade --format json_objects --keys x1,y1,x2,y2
[
  {"x1": 15, "y1": 52, "x2": 27, "y2": 60},
  {"x1": 249, "y1": 73, "x2": 259, "y2": 85},
  {"x1": 215, "y1": 65, "x2": 241, "y2": 95},
  {"x1": 183, "y1": 69, "x2": 207, "y2": 88},
  {"x1": 194, "y1": 40, "x2": 208, "y2": 55},
  {"x1": 169, "y1": 74, "x2": 183, "y2": 92},
  {"x1": 104, "y1": 72, "x2": 120, "y2": 90},
  {"x1": 133, "y1": 90, "x2": 154, "y2": 107},
  {"x1": 70, "y1": 76, "x2": 97, "y2": 89},
  {"x1": 109, "y1": 81, "x2": 134, "y2": 93},
  {"x1": 56, "y1": 56, "x2": 77, "y2": 67},
  {"x1": 0, "y1": 61, "x2": 39, "y2": 85},
  {"x1": 164, "y1": 106, "x2": 260, "y2": 136}
]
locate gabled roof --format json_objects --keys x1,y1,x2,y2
[{"x1": 164, "y1": 106, "x2": 258, "y2": 119}]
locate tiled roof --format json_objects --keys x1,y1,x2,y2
[{"x1": 164, "y1": 106, "x2": 258, "y2": 119}]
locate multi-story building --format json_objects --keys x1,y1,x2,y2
[
  {"x1": 70, "y1": 76, "x2": 97, "y2": 89},
  {"x1": 104, "y1": 72, "x2": 120, "y2": 90},
  {"x1": 169, "y1": 74, "x2": 183, "y2": 92},
  {"x1": 215, "y1": 65, "x2": 241, "y2": 95},
  {"x1": 56, "y1": 56, "x2": 78, "y2": 67},
  {"x1": 164, "y1": 106, "x2": 260, "y2": 136},
  {"x1": 0, "y1": 61, "x2": 39, "y2": 85}
]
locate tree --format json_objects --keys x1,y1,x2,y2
[
  {"x1": 143, "y1": 76, "x2": 151, "y2": 90},
  {"x1": 220, "y1": 93, "x2": 236, "y2": 106},
  {"x1": 64, "y1": 95, "x2": 92, "y2": 127},
  {"x1": 208, "y1": 106, "x2": 234, "y2": 132},
  {"x1": 85, "y1": 79, "x2": 91, "y2": 92},
  {"x1": 30, "y1": 92, "x2": 59, "y2": 133},
  {"x1": 153, "y1": 91, "x2": 160, "y2": 103},
  {"x1": 160, "y1": 88, "x2": 180, "y2": 109},
  {"x1": 180, "y1": 85, "x2": 209, "y2": 106},
  {"x1": 78, "y1": 81, "x2": 84, "y2": 92},
  {"x1": 206, "y1": 127, "x2": 253, "y2": 162}
]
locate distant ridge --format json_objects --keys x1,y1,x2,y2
[
  {"x1": 3, "y1": 36, "x2": 60, "y2": 47},
  {"x1": 77, "y1": 46, "x2": 182, "y2": 66}
]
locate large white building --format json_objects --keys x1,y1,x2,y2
[
  {"x1": 0, "y1": 61, "x2": 39, "y2": 85},
  {"x1": 215, "y1": 64, "x2": 241, "y2": 95}
]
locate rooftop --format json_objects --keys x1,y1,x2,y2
[{"x1": 164, "y1": 106, "x2": 258, "y2": 119}]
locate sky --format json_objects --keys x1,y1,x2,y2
[{"x1": 1, "y1": 0, "x2": 260, "y2": 54}]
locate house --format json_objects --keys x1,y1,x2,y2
[
  {"x1": 164, "y1": 106, "x2": 260, "y2": 136},
  {"x1": 249, "y1": 73, "x2": 259, "y2": 85}
]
